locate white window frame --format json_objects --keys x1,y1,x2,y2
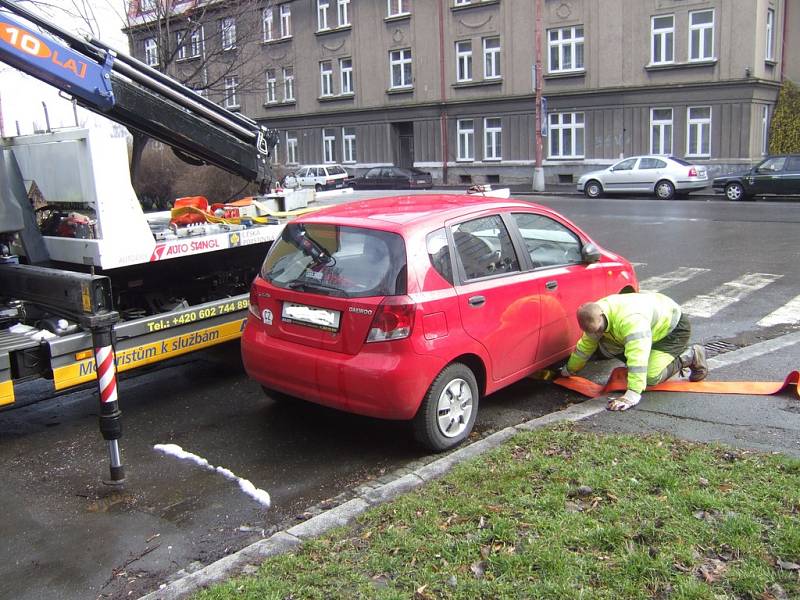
[
  {"x1": 342, "y1": 127, "x2": 356, "y2": 163},
  {"x1": 190, "y1": 27, "x2": 204, "y2": 58},
  {"x1": 548, "y1": 112, "x2": 585, "y2": 159},
  {"x1": 279, "y1": 4, "x2": 292, "y2": 38},
  {"x1": 484, "y1": 117, "x2": 502, "y2": 161},
  {"x1": 262, "y1": 8, "x2": 274, "y2": 42},
  {"x1": 455, "y1": 40, "x2": 473, "y2": 82},
  {"x1": 223, "y1": 76, "x2": 238, "y2": 108},
  {"x1": 651, "y1": 14, "x2": 674, "y2": 65},
  {"x1": 766, "y1": 8, "x2": 775, "y2": 61},
  {"x1": 176, "y1": 31, "x2": 187, "y2": 61},
  {"x1": 457, "y1": 119, "x2": 474, "y2": 161},
  {"x1": 318, "y1": 0, "x2": 330, "y2": 31},
  {"x1": 548, "y1": 26, "x2": 584, "y2": 73},
  {"x1": 454, "y1": 0, "x2": 471, "y2": 5},
  {"x1": 689, "y1": 9, "x2": 714, "y2": 61},
  {"x1": 340, "y1": 58, "x2": 353, "y2": 94},
  {"x1": 320, "y1": 61, "x2": 333, "y2": 96},
  {"x1": 286, "y1": 132, "x2": 298, "y2": 164},
  {"x1": 650, "y1": 108, "x2": 673, "y2": 156},
  {"x1": 483, "y1": 37, "x2": 501, "y2": 79},
  {"x1": 283, "y1": 66, "x2": 295, "y2": 101},
  {"x1": 221, "y1": 17, "x2": 236, "y2": 50},
  {"x1": 265, "y1": 69, "x2": 277, "y2": 104},
  {"x1": 387, "y1": 0, "x2": 408, "y2": 17},
  {"x1": 144, "y1": 37, "x2": 158, "y2": 66},
  {"x1": 390, "y1": 49, "x2": 412, "y2": 89},
  {"x1": 686, "y1": 106, "x2": 711, "y2": 157},
  {"x1": 323, "y1": 128, "x2": 336, "y2": 163},
  {"x1": 337, "y1": 0, "x2": 350, "y2": 27},
  {"x1": 761, "y1": 105, "x2": 770, "y2": 155}
]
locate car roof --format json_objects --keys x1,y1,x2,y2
[
  {"x1": 297, "y1": 164, "x2": 344, "y2": 168},
  {"x1": 296, "y1": 194, "x2": 560, "y2": 232}
]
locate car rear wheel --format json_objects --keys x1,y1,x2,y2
[
  {"x1": 655, "y1": 180, "x2": 675, "y2": 200},
  {"x1": 315, "y1": 184, "x2": 323, "y2": 192},
  {"x1": 412, "y1": 362, "x2": 479, "y2": 452},
  {"x1": 725, "y1": 182, "x2": 748, "y2": 201},
  {"x1": 584, "y1": 180, "x2": 603, "y2": 199}
]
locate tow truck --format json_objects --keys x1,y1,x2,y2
[{"x1": 0, "y1": 1, "x2": 306, "y2": 480}]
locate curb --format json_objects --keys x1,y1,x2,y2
[{"x1": 138, "y1": 397, "x2": 607, "y2": 600}]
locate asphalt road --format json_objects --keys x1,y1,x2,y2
[{"x1": 1, "y1": 192, "x2": 799, "y2": 600}]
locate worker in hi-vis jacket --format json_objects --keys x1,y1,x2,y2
[{"x1": 561, "y1": 292, "x2": 708, "y2": 411}]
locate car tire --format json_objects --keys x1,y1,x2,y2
[
  {"x1": 412, "y1": 362, "x2": 479, "y2": 452},
  {"x1": 315, "y1": 184, "x2": 323, "y2": 192},
  {"x1": 725, "y1": 182, "x2": 748, "y2": 201},
  {"x1": 655, "y1": 180, "x2": 675, "y2": 200},
  {"x1": 261, "y1": 385, "x2": 294, "y2": 406},
  {"x1": 584, "y1": 180, "x2": 603, "y2": 199}
]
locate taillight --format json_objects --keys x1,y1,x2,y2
[
  {"x1": 248, "y1": 286, "x2": 261, "y2": 321},
  {"x1": 326, "y1": 179, "x2": 335, "y2": 185},
  {"x1": 366, "y1": 298, "x2": 415, "y2": 342},
  {"x1": 688, "y1": 167, "x2": 698, "y2": 177}
]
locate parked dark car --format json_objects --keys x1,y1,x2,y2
[
  {"x1": 352, "y1": 166, "x2": 433, "y2": 190},
  {"x1": 712, "y1": 155, "x2": 800, "y2": 201}
]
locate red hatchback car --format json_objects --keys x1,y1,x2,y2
[{"x1": 242, "y1": 195, "x2": 637, "y2": 451}]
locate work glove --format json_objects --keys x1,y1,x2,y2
[
  {"x1": 559, "y1": 365, "x2": 573, "y2": 378},
  {"x1": 606, "y1": 389, "x2": 641, "y2": 412}
]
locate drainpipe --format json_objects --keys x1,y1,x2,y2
[
  {"x1": 438, "y1": 0, "x2": 448, "y2": 185},
  {"x1": 533, "y1": 0, "x2": 545, "y2": 191},
  {"x1": 780, "y1": 0, "x2": 788, "y2": 81}
]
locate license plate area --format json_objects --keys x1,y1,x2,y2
[{"x1": 282, "y1": 302, "x2": 341, "y2": 332}]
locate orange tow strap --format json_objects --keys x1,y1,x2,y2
[{"x1": 551, "y1": 367, "x2": 800, "y2": 399}]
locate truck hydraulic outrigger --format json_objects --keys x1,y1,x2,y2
[{"x1": 0, "y1": 0, "x2": 282, "y2": 483}]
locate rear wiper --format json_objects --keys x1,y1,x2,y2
[{"x1": 285, "y1": 280, "x2": 348, "y2": 297}]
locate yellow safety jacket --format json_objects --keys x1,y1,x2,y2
[{"x1": 566, "y1": 292, "x2": 682, "y2": 393}]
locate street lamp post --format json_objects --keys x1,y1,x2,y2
[{"x1": 533, "y1": 0, "x2": 545, "y2": 191}]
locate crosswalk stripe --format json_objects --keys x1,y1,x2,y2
[
  {"x1": 681, "y1": 273, "x2": 783, "y2": 318},
  {"x1": 639, "y1": 267, "x2": 710, "y2": 292},
  {"x1": 757, "y1": 294, "x2": 800, "y2": 327}
]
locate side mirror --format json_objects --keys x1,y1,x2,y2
[{"x1": 581, "y1": 242, "x2": 601, "y2": 264}]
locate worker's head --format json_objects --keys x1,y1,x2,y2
[{"x1": 577, "y1": 302, "x2": 607, "y2": 336}]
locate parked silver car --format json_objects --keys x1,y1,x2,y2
[{"x1": 577, "y1": 156, "x2": 709, "y2": 200}]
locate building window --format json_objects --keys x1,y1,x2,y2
[
  {"x1": 318, "y1": 0, "x2": 330, "y2": 31},
  {"x1": 548, "y1": 26, "x2": 584, "y2": 73},
  {"x1": 143, "y1": 38, "x2": 158, "y2": 66},
  {"x1": 340, "y1": 58, "x2": 353, "y2": 94},
  {"x1": 457, "y1": 119, "x2": 474, "y2": 161},
  {"x1": 221, "y1": 17, "x2": 236, "y2": 50},
  {"x1": 689, "y1": 9, "x2": 714, "y2": 61},
  {"x1": 766, "y1": 8, "x2": 775, "y2": 61},
  {"x1": 761, "y1": 105, "x2": 770, "y2": 155},
  {"x1": 263, "y1": 8, "x2": 274, "y2": 42},
  {"x1": 687, "y1": 106, "x2": 711, "y2": 157},
  {"x1": 323, "y1": 128, "x2": 336, "y2": 163},
  {"x1": 283, "y1": 66, "x2": 294, "y2": 101},
  {"x1": 483, "y1": 37, "x2": 501, "y2": 79},
  {"x1": 549, "y1": 112, "x2": 585, "y2": 158},
  {"x1": 265, "y1": 69, "x2": 277, "y2": 103},
  {"x1": 390, "y1": 49, "x2": 412, "y2": 88},
  {"x1": 224, "y1": 76, "x2": 238, "y2": 108},
  {"x1": 650, "y1": 108, "x2": 673, "y2": 155},
  {"x1": 286, "y1": 132, "x2": 298, "y2": 164},
  {"x1": 278, "y1": 4, "x2": 292, "y2": 38},
  {"x1": 190, "y1": 27, "x2": 204, "y2": 57},
  {"x1": 175, "y1": 31, "x2": 187, "y2": 60},
  {"x1": 139, "y1": 0, "x2": 156, "y2": 12},
  {"x1": 484, "y1": 117, "x2": 502, "y2": 161},
  {"x1": 651, "y1": 14, "x2": 674, "y2": 65},
  {"x1": 342, "y1": 127, "x2": 356, "y2": 163},
  {"x1": 388, "y1": 0, "x2": 408, "y2": 17},
  {"x1": 337, "y1": 0, "x2": 350, "y2": 26},
  {"x1": 455, "y1": 40, "x2": 473, "y2": 82},
  {"x1": 320, "y1": 61, "x2": 333, "y2": 96}
]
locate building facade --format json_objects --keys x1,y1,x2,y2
[{"x1": 128, "y1": 0, "x2": 792, "y2": 187}]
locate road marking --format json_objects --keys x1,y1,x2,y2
[
  {"x1": 707, "y1": 330, "x2": 800, "y2": 369},
  {"x1": 639, "y1": 267, "x2": 710, "y2": 292},
  {"x1": 682, "y1": 273, "x2": 782, "y2": 318},
  {"x1": 154, "y1": 443, "x2": 271, "y2": 507},
  {"x1": 757, "y1": 294, "x2": 800, "y2": 327}
]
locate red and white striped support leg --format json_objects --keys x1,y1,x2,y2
[{"x1": 94, "y1": 345, "x2": 118, "y2": 404}]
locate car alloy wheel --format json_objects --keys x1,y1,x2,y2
[
  {"x1": 413, "y1": 362, "x2": 479, "y2": 452},
  {"x1": 655, "y1": 180, "x2": 675, "y2": 200},
  {"x1": 725, "y1": 182, "x2": 745, "y2": 201},
  {"x1": 584, "y1": 180, "x2": 602, "y2": 199}
]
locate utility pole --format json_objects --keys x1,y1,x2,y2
[{"x1": 533, "y1": 0, "x2": 545, "y2": 191}]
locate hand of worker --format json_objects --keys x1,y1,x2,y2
[
  {"x1": 606, "y1": 389, "x2": 641, "y2": 412},
  {"x1": 559, "y1": 365, "x2": 573, "y2": 378}
]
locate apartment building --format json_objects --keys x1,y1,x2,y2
[{"x1": 127, "y1": 0, "x2": 791, "y2": 187}]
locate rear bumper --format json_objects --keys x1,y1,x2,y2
[
  {"x1": 241, "y1": 320, "x2": 446, "y2": 420},
  {"x1": 675, "y1": 179, "x2": 710, "y2": 191}
]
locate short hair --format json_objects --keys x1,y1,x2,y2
[{"x1": 577, "y1": 302, "x2": 604, "y2": 333}]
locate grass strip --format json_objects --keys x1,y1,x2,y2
[{"x1": 197, "y1": 426, "x2": 800, "y2": 599}]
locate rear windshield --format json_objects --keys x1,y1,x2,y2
[
  {"x1": 326, "y1": 166, "x2": 347, "y2": 175},
  {"x1": 669, "y1": 156, "x2": 692, "y2": 166},
  {"x1": 261, "y1": 223, "x2": 407, "y2": 297}
]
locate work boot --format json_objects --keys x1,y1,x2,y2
[{"x1": 680, "y1": 344, "x2": 708, "y2": 382}]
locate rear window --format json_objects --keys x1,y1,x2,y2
[
  {"x1": 261, "y1": 223, "x2": 407, "y2": 298},
  {"x1": 326, "y1": 166, "x2": 347, "y2": 176},
  {"x1": 669, "y1": 156, "x2": 692, "y2": 166}
]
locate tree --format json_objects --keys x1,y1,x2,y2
[{"x1": 769, "y1": 80, "x2": 800, "y2": 154}]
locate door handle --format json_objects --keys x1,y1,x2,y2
[
  {"x1": 468, "y1": 295, "x2": 486, "y2": 306},
  {"x1": 545, "y1": 280, "x2": 558, "y2": 290}
]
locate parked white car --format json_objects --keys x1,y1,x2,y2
[
  {"x1": 577, "y1": 156, "x2": 709, "y2": 200},
  {"x1": 284, "y1": 164, "x2": 351, "y2": 191}
]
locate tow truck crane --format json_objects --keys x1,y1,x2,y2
[{"x1": 0, "y1": 0, "x2": 303, "y2": 481}]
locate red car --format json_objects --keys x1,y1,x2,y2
[{"x1": 241, "y1": 195, "x2": 637, "y2": 451}]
